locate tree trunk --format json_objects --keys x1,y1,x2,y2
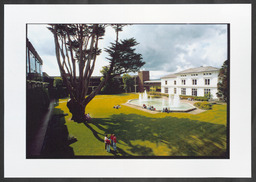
[{"x1": 67, "y1": 99, "x2": 86, "y2": 123}]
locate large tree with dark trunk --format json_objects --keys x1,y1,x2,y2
[{"x1": 49, "y1": 24, "x2": 144, "y2": 122}]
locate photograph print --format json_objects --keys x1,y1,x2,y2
[{"x1": 26, "y1": 23, "x2": 229, "y2": 158}]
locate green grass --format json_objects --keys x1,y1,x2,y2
[{"x1": 55, "y1": 93, "x2": 228, "y2": 157}]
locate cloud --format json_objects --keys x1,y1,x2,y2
[
  {"x1": 27, "y1": 24, "x2": 55, "y2": 56},
  {"x1": 121, "y1": 24, "x2": 228, "y2": 76},
  {"x1": 27, "y1": 24, "x2": 228, "y2": 79}
]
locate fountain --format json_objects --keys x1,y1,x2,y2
[
  {"x1": 130, "y1": 91, "x2": 195, "y2": 112},
  {"x1": 139, "y1": 90, "x2": 148, "y2": 102},
  {"x1": 168, "y1": 94, "x2": 180, "y2": 107},
  {"x1": 173, "y1": 94, "x2": 180, "y2": 107}
]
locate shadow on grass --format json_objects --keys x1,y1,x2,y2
[
  {"x1": 88, "y1": 113, "x2": 227, "y2": 157},
  {"x1": 40, "y1": 108, "x2": 75, "y2": 158}
]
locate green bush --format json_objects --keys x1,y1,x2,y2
[
  {"x1": 194, "y1": 96, "x2": 208, "y2": 101},
  {"x1": 27, "y1": 87, "x2": 51, "y2": 140},
  {"x1": 151, "y1": 95, "x2": 162, "y2": 98},
  {"x1": 180, "y1": 95, "x2": 195, "y2": 100},
  {"x1": 27, "y1": 87, "x2": 50, "y2": 111},
  {"x1": 53, "y1": 78, "x2": 68, "y2": 99},
  {"x1": 149, "y1": 91, "x2": 168, "y2": 97},
  {"x1": 194, "y1": 101, "x2": 212, "y2": 110}
]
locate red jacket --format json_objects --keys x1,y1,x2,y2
[
  {"x1": 106, "y1": 139, "x2": 110, "y2": 145},
  {"x1": 113, "y1": 136, "x2": 117, "y2": 143},
  {"x1": 110, "y1": 135, "x2": 114, "y2": 140}
]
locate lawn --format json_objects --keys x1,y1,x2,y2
[{"x1": 55, "y1": 93, "x2": 228, "y2": 157}]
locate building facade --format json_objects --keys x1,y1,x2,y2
[
  {"x1": 161, "y1": 66, "x2": 220, "y2": 99},
  {"x1": 26, "y1": 38, "x2": 52, "y2": 89}
]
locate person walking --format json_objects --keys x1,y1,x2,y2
[
  {"x1": 110, "y1": 134, "x2": 114, "y2": 146},
  {"x1": 104, "y1": 135, "x2": 108, "y2": 150},
  {"x1": 106, "y1": 138, "x2": 111, "y2": 152},
  {"x1": 113, "y1": 134, "x2": 117, "y2": 152}
]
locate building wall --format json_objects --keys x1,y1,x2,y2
[
  {"x1": 161, "y1": 70, "x2": 219, "y2": 99},
  {"x1": 138, "y1": 71, "x2": 150, "y2": 92}
]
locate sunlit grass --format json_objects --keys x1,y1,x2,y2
[{"x1": 56, "y1": 93, "x2": 228, "y2": 157}]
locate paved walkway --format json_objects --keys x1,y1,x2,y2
[{"x1": 27, "y1": 101, "x2": 55, "y2": 157}]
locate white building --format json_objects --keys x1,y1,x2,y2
[{"x1": 161, "y1": 66, "x2": 220, "y2": 99}]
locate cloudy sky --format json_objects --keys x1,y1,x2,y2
[{"x1": 27, "y1": 24, "x2": 228, "y2": 79}]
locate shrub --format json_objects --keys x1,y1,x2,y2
[
  {"x1": 194, "y1": 101, "x2": 212, "y2": 110},
  {"x1": 194, "y1": 96, "x2": 208, "y2": 101},
  {"x1": 27, "y1": 87, "x2": 51, "y2": 140},
  {"x1": 151, "y1": 95, "x2": 162, "y2": 98},
  {"x1": 180, "y1": 95, "x2": 195, "y2": 100},
  {"x1": 149, "y1": 91, "x2": 168, "y2": 97}
]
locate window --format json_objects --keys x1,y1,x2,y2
[
  {"x1": 204, "y1": 89, "x2": 211, "y2": 96},
  {"x1": 181, "y1": 88, "x2": 186, "y2": 95},
  {"x1": 192, "y1": 79, "x2": 197, "y2": 85},
  {"x1": 191, "y1": 74, "x2": 198, "y2": 77},
  {"x1": 26, "y1": 48, "x2": 30, "y2": 74},
  {"x1": 182, "y1": 80, "x2": 186, "y2": 85},
  {"x1": 204, "y1": 72, "x2": 211, "y2": 76},
  {"x1": 164, "y1": 87, "x2": 168, "y2": 94},
  {"x1": 174, "y1": 80, "x2": 176, "y2": 85},
  {"x1": 36, "y1": 59, "x2": 40, "y2": 73},
  {"x1": 174, "y1": 88, "x2": 176, "y2": 94},
  {"x1": 181, "y1": 75, "x2": 187, "y2": 77},
  {"x1": 205, "y1": 79, "x2": 210, "y2": 85},
  {"x1": 192, "y1": 88, "x2": 197, "y2": 96},
  {"x1": 29, "y1": 51, "x2": 36, "y2": 73},
  {"x1": 165, "y1": 80, "x2": 167, "y2": 85}
]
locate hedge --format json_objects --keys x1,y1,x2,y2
[
  {"x1": 180, "y1": 95, "x2": 195, "y2": 100},
  {"x1": 194, "y1": 96, "x2": 208, "y2": 101},
  {"x1": 151, "y1": 95, "x2": 162, "y2": 98},
  {"x1": 148, "y1": 91, "x2": 169, "y2": 97},
  {"x1": 194, "y1": 101, "x2": 212, "y2": 110},
  {"x1": 27, "y1": 87, "x2": 51, "y2": 142}
]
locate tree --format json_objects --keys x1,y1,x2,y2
[
  {"x1": 53, "y1": 77, "x2": 68, "y2": 99},
  {"x1": 49, "y1": 24, "x2": 145, "y2": 122},
  {"x1": 100, "y1": 66, "x2": 123, "y2": 94},
  {"x1": 217, "y1": 60, "x2": 229, "y2": 102},
  {"x1": 122, "y1": 74, "x2": 134, "y2": 93}
]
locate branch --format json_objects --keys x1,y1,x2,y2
[
  {"x1": 52, "y1": 25, "x2": 75, "y2": 101},
  {"x1": 60, "y1": 36, "x2": 72, "y2": 76},
  {"x1": 64, "y1": 34, "x2": 73, "y2": 78},
  {"x1": 65, "y1": 26, "x2": 76, "y2": 81}
]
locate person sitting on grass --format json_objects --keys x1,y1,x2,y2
[
  {"x1": 113, "y1": 105, "x2": 121, "y2": 109},
  {"x1": 85, "y1": 113, "x2": 91, "y2": 122}
]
